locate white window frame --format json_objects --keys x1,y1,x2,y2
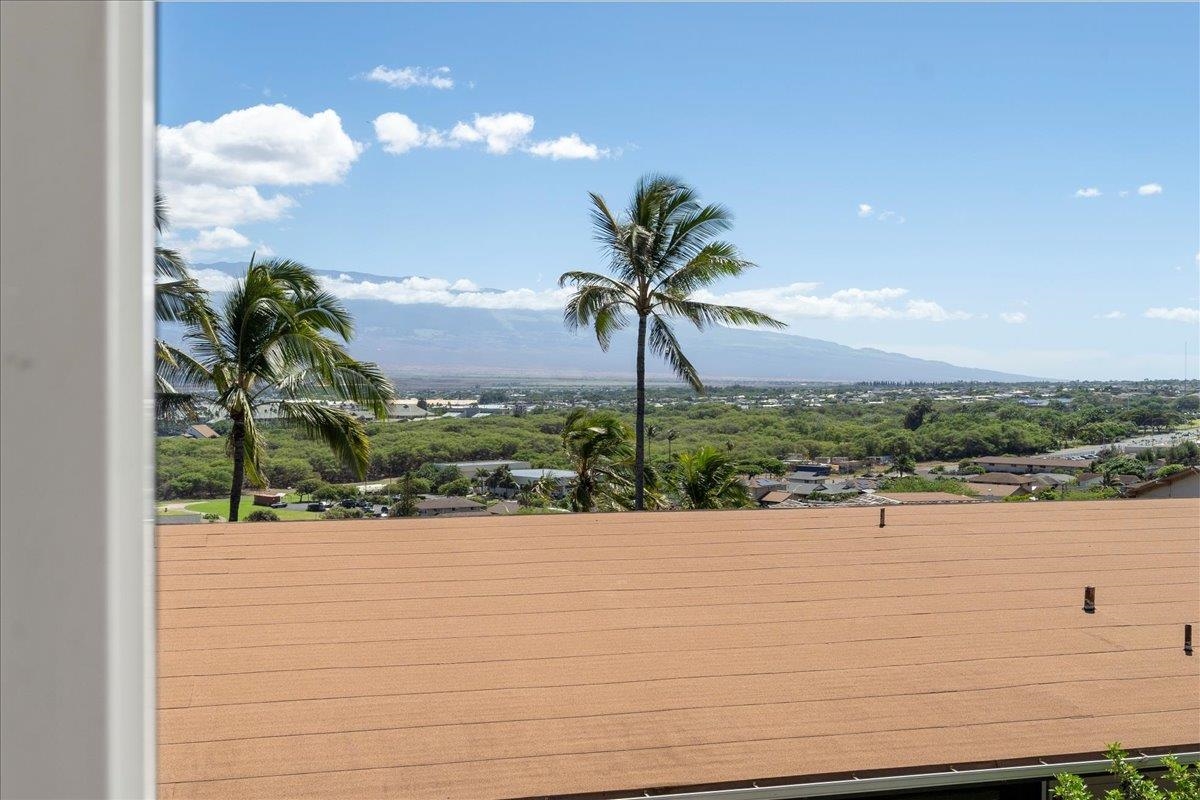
[{"x1": 1, "y1": 2, "x2": 156, "y2": 797}]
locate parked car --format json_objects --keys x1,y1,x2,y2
[
  {"x1": 306, "y1": 503, "x2": 325, "y2": 512},
  {"x1": 339, "y1": 498, "x2": 358, "y2": 508},
  {"x1": 270, "y1": 501, "x2": 288, "y2": 509}
]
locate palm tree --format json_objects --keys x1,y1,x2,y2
[
  {"x1": 154, "y1": 192, "x2": 211, "y2": 417},
  {"x1": 560, "y1": 174, "x2": 784, "y2": 510},
  {"x1": 161, "y1": 257, "x2": 395, "y2": 520},
  {"x1": 673, "y1": 446, "x2": 751, "y2": 510},
  {"x1": 560, "y1": 408, "x2": 635, "y2": 512},
  {"x1": 665, "y1": 429, "x2": 678, "y2": 461}
]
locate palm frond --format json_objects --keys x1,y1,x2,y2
[
  {"x1": 649, "y1": 315, "x2": 703, "y2": 392},
  {"x1": 279, "y1": 401, "x2": 372, "y2": 479},
  {"x1": 652, "y1": 295, "x2": 786, "y2": 331}
]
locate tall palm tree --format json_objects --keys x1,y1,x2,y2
[
  {"x1": 560, "y1": 174, "x2": 784, "y2": 510},
  {"x1": 560, "y1": 408, "x2": 635, "y2": 512},
  {"x1": 665, "y1": 429, "x2": 678, "y2": 461},
  {"x1": 154, "y1": 192, "x2": 211, "y2": 417},
  {"x1": 673, "y1": 446, "x2": 751, "y2": 510},
  {"x1": 161, "y1": 257, "x2": 395, "y2": 520}
]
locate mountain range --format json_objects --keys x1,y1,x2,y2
[{"x1": 189, "y1": 263, "x2": 1035, "y2": 383}]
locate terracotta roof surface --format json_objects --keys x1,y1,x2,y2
[
  {"x1": 873, "y1": 491, "x2": 981, "y2": 504},
  {"x1": 157, "y1": 499, "x2": 1200, "y2": 799}
]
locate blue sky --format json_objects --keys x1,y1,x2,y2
[{"x1": 158, "y1": 2, "x2": 1199, "y2": 380}]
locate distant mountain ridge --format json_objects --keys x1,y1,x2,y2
[{"x1": 190, "y1": 262, "x2": 1037, "y2": 383}]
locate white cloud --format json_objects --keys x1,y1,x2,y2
[
  {"x1": 158, "y1": 104, "x2": 363, "y2": 187},
  {"x1": 690, "y1": 283, "x2": 971, "y2": 323},
  {"x1": 527, "y1": 133, "x2": 607, "y2": 160},
  {"x1": 158, "y1": 104, "x2": 363, "y2": 232},
  {"x1": 1137, "y1": 183, "x2": 1163, "y2": 196},
  {"x1": 1145, "y1": 306, "x2": 1199, "y2": 324},
  {"x1": 159, "y1": 182, "x2": 296, "y2": 229},
  {"x1": 160, "y1": 226, "x2": 257, "y2": 261},
  {"x1": 319, "y1": 274, "x2": 570, "y2": 310},
  {"x1": 857, "y1": 204, "x2": 873, "y2": 218},
  {"x1": 363, "y1": 65, "x2": 454, "y2": 90},
  {"x1": 372, "y1": 111, "x2": 606, "y2": 159},
  {"x1": 459, "y1": 112, "x2": 536, "y2": 154},
  {"x1": 192, "y1": 268, "x2": 242, "y2": 292},
  {"x1": 262, "y1": 274, "x2": 969, "y2": 322},
  {"x1": 1074, "y1": 187, "x2": 1102, "y2": 198},
  {"x1": 1000, "y1": 311, "x2": 1027, "y2": 324},
  {"x1": 373, "y1": 113, "x2": 428, "y2": 154},
  {"x1": 1094, "y1": 310, "x2": 1126, "y2": 320},
  {"x1": 192, "y1": 226, "x2": 250, "y2": 251}
]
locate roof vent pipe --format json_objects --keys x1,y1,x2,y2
[
  {"x1": 879, "y1": 508, "x2": 886, "y2": 528},
  {"x1": 1186, "y1": 624, "x2": 1193, "y2": 656},
  {"x1": 1083, "y1": 586, "x2": 1095, "y2": 614}
]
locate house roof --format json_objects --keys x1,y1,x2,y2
[
  {"x1": 1126, "y1": 466, "x2": 1200, "y2": 498},
  {"x1": 415, "y1": 496, "x2": 484, "y2": 511},
  {"x1": 965, "y1": 482, "x2": 1022, "y2": 498},
  {"x1": 972, "y1": 456, "x2": 1087, "y2": 470},
  {"x1": 155, "y1": 499, "x2": 1199, "y2": 799},
  {"x1": 873, "y1": 491, "x2": 981, "y2": 504},
  {"x1": 967, "y1": 472, "x2": 1031, "y2": 485},
  {"x1": 186, "y1": 423, "x2": 219, "y2": 439},
  {"x1": 758, "y1": 490, "x2": 793, "y2": 504}
]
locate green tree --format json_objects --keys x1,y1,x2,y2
[
  {"x1": 161, "y1": 257, "x2": 394, "y2": 520},
  {"x1": 560, "y1": 175, "x2": 784, "y2": 509},
  {"x1": 560, "y1": 409, "x2": 635, "y2": 512},
  {"x1": 1051, "y1": 743, "x2": 1199, "y2": 800},
  {"x1": 673, "y1": 446, "x2": 751, "y2": 509},
  {"x1": 295, "y1": 477, "x2": 323, "y2": 501},
  {"x1": 390, "y1": 473, "x2": 419, "y2": 517},
  {"x1": 903, "y1": 397, "x2": 934, "y2": 430},
  {"x1": 439, "y1": 476, "x2": 472, "y2": 496}
]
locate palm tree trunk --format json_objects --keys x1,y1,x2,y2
[
  {"x1": 229, "y1": 414, "x2": 246, "y2": 522},
  {"x1": 634, "y1": 314, "x2": 647, "y2": 510}
]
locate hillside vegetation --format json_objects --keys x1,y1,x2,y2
[{"x1": 156, "y1": 393, "x2": 1190, "y2": 499}]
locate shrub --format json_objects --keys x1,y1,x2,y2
[
  {"x1": 1155, "y1": 463, "x2": 1188, "y2": 479},
  {"x1": 322, "y1": 506, "x2": 364, "y2": 520},
  {"x1": 244, "y1": 509, "x2": 280, "y2": 522}
]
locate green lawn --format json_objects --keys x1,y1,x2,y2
[{"x1": 181, "y1": 497, "x2": 325, "y2": 522}]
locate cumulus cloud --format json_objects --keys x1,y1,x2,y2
[
  {"x1": 319, "y1": 274, "x2": 570, "y2": 310},
  {"x1": 371, "y1": 111, "x2": 606, "y2": 159},
  {"x1": 159, "y1": 183, "x2": 296, "y2": 229},
  {"x1": 857, "y1": 204, "x2": 873, "y2": 218},
  {"x1": 373, "y1": 113, "x2": 427, "y2": 154},
  {"x1": 527, "y1": 134, "x2": 608, "y2": 160},
  {"x1": 1074, "y1": 187, "x2": 1102, "y2": 198},
  {"x1": 455, "y1": 112, "x2": 535, "y2": 154},
  {"x1": 1000, "y1": 311, "x2": 1027, "y2": 324},
  {"x1": 690, "y1": 283, "x2": 970, "y2": 323},
  {"x1": 192, "y1": 268, "x2": 242, "y2": 293},
  {"x1": 1094, "y1": 310, "x2": 1126, "y2": 320},
  {"x1": 158, "y1": 104, "x2": 363, "y2": 230},
  {"x1": 161, "y1": 226, "x2": 261, "y2": 261},
  {"x1": 1137, "y1": 183, "x2": 1163, "y2": 196},
  {"x1": 363, "y1": 65, "x2": 454, "y2": 90},
  {"x1": 1145, "y1": 306, "x2": 1199, "y2": 324},
  {"x1": 158, "y1": 104, "x2": 363, "y2": 187}
]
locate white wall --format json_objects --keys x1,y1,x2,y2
[{"x1": 1, "y1": 2, "x2": 155, "y2": 797}]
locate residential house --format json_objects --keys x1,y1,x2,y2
[
  {"x1": 1125, "y1": 467, "x2": 1199, "y2": 499},
  {"x1": 742, "y1": 474, "x2": 789, "y2": 501},
  {"x1": 970, "y1": 456, "x2": 1087, "y2": 474},
  {"x1": 432, "y1": 460, "x2": 531, "y2": 478},
  {"x1": 415, "y1": 496, "x2": 487, "y2": 517},
  {"x1": 183, "y1": 423, "x2": 219, "y2": 439},
  {"x1": 386, "y1": 400, "x2": 431, "y2": 420},
  {"x1": 510, "y1": 469, "x2": 577, "y2": 498}
]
